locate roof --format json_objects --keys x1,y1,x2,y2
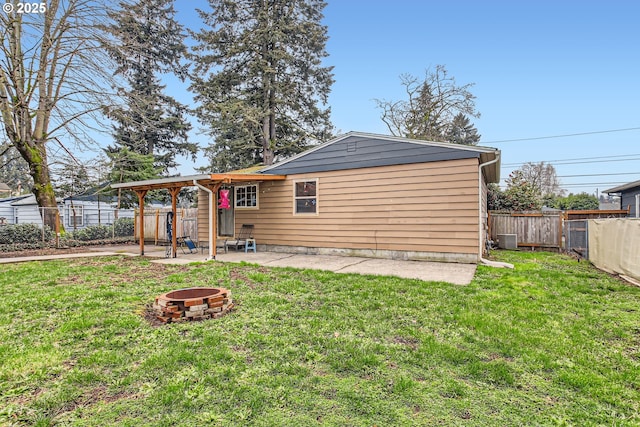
[
  {"x1": 64, "y1": 182, "x2": 116, "y2": 202},
  {"x1": 0, "y1": 195, "x2": 30, "y2": 204},
  {"x1": 0, "y1": 183, "x2": 10, "y2": 191},
  {"x1": 260, "y1": 131, "x2": 500, "y2": 182},
  {"x1": 111, "y1": 173, "x2": 286, "y2": 192},
  {"x1": 9, "y1": 194, "x2": 37, "y2": 206},
  {"x1": 603, "y1": 179, "x2": 640, "y2": 194}
]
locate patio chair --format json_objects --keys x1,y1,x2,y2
[
  {"x1": 177, "y1": 236, "x2": 198, "y2": 254},
  {"x1": 224, "y1": 224, "x2": 254, "y2": 252}
]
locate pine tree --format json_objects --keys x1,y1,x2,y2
[
  {"x1": 103, "y1": 0, "x2": 196, "y2": 176},
  {"x1": 105, "y1": 147, "x2": 162, "y2": 208},
  {"x1": 53, "y1": 163, "x2": 91, "y2": 199},
  {"x1": 190, "y1": 0, "x2": 334, "y2": 171},
  {"x1": 445, "y1": 113, "x2": 481, "y2": 145}
]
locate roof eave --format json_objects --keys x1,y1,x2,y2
[{"x1": 110, "y1": 173, "x2": 286, "y2": 192}]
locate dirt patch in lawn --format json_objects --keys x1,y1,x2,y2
[{"x1": 0, "y1": 245, "x2": 139, "y2": 258}]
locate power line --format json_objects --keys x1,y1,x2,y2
[
  {"x1": 502, "y1": 153, "x2": 640, "y2": 167},
  {"x1": 485, "y1": 127, "x2": 640, "y2": 144},
  {"x1": 557, "y1": 172, "x2": 640, "y2": 178}
]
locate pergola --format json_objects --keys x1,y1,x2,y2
[{"x1": 111, "y1": 173, "x2": 286, "y2": 259}]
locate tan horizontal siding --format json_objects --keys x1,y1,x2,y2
[
  {"x1": 197, "y1": 189, "x2": 209, "y2": 245},
  {"x1": 232, "y1": 159, "x2": 481, "y2": 256}
]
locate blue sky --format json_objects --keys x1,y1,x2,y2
[{"x1": 172, "y1": 0, "x2": 640, "y2": 198}]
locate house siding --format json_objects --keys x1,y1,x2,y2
[
  {"x1": 197, "y1": 189, "x2": 210, "y2": 246},
  {"x1": 621, "y1": 187, "x2": 640, "y2": 217},
  {"x1": 232, "y1": 158, "x2": 480, "y2": 262}
]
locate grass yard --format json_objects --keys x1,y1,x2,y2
[{"x1": 0, "y1": 251, "x2": 639, "y2": 426}]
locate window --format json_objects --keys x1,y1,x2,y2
[
  {"x1": 294, "y1": 180, "x2": 318, "y2": 214},
  {"x1": 67, "y1": 204, "x2": 84, "y2": 227},
  {"x1": 235, "y1": 184, "x2": 258, "y2": 208}
]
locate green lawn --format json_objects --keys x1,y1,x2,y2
[{"x1": 0, "y1": 251, "x2": 638, "y2": 426}]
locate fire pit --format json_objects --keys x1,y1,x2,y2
[{"x1": 153, "y1": 287, "x2": 233, "y2": 324}]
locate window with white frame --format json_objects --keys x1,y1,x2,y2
[
  {"x1": 67, "y1": 204, "x2": 84, "y2": 227},
  {"x1": 235, "y1": 184, "x2": 258, "y2": 208},
  {"x1": 294, "y1": 179, "x2": 318, "y2": 214}
]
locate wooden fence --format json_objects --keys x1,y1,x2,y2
[
  {"x1": 489, "y1": 212, "x2": 563, "y2": 249},
  {"x1": 489, "y1": 209, "x2": 631, "y2": 251},
  {"x1": 134, "y1": 208, "x2": 198, "y2": 244}
]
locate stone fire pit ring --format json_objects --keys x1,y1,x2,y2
[{"x1": 153, "y1": 287, "x2": 233, "y2": 324}]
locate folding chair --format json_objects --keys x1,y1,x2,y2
[
  {"x1": 224, "y1": 224, "x2": 254, "y2": 252},
  {"x1": 178, "y1": 236, "x2": 198, "y2": 254}
]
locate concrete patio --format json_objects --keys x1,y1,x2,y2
[{"x1": 1, "y1": 243, "x2": 478, "y2": 285}]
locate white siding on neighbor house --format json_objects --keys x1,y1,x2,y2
[
  {"x1": 62, "y1": 200, "x2": 134, "y2": 229},
  {"x1": 14, "y1": 205, "x2": 44, "y2": 226},
  {"x1": 0, "y1": 203, "x2": 15, "y2": 224}
]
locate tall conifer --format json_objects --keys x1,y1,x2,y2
[
  {"x1": 191, "y1": 0, "x2": 334, "y2": 171},
  {"x1": 103, "y1": 0, "x2": 196, "y2": 177}
]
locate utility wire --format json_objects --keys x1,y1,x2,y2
[
  {"x1": 502, "y1": 153, "x2": 640, "y2": 167},
  {"x1": 557, "y1": 172, "x2": 640, "y2": 178},
  {"x1": 502, "y1": 157, "x2": 640, "y2": 168},
  {"x1": 485, "y1": 127, "x2": 640, "y2": 144}
]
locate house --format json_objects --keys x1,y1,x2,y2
[
  {"x1": 63, "y1": 183, "x2": 134, "y2": 229},
  {"x1": 112, "y1": 132, "x2": 500, "y2": 263},
  {"x1": 1, "y1": 194, "x2": 46, "y2": 226},
  {"x1": 0, "y1": 186, "x2": 134, "y2": 229},
  {"x1": 0, "y1": 195, "x2": 31, "y2": 225},
  {"x1": 604, "y1": 179, "x2": 640, "y2": 218}
]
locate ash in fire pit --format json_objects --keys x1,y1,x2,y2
[{"x1": 153, "y1": 287, "x2": 233, "y2": 324}]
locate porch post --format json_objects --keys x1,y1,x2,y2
[
  {"x1": 169, "y1": 187, "x2": 182, "y2": 258},
  {"x1": 211, "y1": 183, "x2": 223, "y2": 259},
  {"x1": 136, "y1": 189, "x2": 148, "y2": 255}
]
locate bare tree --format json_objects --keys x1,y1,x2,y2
[
  {"x1": 517, "y1": 162, "x2": 565, "y2": 198},
  {"x1": 375, "y1": 65, "x2": 479, "y2": 142},
  {"x1": 0, "y1": 0, "x2": 114, "y2": 229}
]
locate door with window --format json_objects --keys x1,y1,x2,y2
[{"x1": 217, "y1": 187, "x2": 234, "y2": 237}]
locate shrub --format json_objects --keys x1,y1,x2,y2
[
  {"x1": 0, "y1": 223, "x2": 54, "y2": 244},
  {"x1": 113, "y1": 217, "x2": 134, "y2": 237},
  {"x1": 69, "y1": 225, "x2": 112, "y2": 241}
]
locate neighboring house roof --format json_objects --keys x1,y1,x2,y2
[
  {"x1": 0, "y1": 195, "x2": 30, "y2": 205},
  {"x1": 604, "y1": 179, "x2": 640, "y2": 194},
  {"x1": 260, "y1": 131, "x2": 500, "y2": 182},
  {"x1": 9, "y1": 194, "x2": 38, "y2": 206},
  {"x1": 0, "y1": 183, "x2": 10, "y2": 191},
  {"x1": 6, "y1": 194, "x2": 63, "y2": 206},
  {"x1": 64, "y1": 182, "x2": 117, "y2": 203}
]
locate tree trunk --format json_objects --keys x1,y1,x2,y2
[{"x1": 15, "y1": 139, "x2": 60, "y2": 231}]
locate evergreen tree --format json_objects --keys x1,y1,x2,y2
[
  {"x1": 0, "y1": 144, "x2": 32, "y2": 192},
  {"x1": 105, "y1": 147, "x2": 162, "y2": 208},
  {"x1": 445, "y1": 113, "x2": 481, "y2": 145},
  {"x1": 190, "y1": 0, "x2": 334, "y2": 170},
  {"x1": 103, "y1": 0, "x2": 196, "y2": 176},
  {"x1": 52, "y1": 162, "x2": 91, "y2": 199}
]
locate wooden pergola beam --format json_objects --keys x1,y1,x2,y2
[{"x1": 113, "y1": 173, "x2": 286, "y2": 259}]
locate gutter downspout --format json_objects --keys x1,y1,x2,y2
[
  {"x1": 479, "y1": 153, "x2": 514, "y2": 269},
  {"x1": 193, "y1": 180, "x2": 215, "y2": 260}
]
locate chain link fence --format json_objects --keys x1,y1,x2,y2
[{"x1": 0, "y1": 206, "x2": 135, "y2": 251}]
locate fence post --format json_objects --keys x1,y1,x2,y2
[
  {"x1": 155, "y1": 209, "x2": 160, "y2": 245},
  {"x1": 558, "y1": 214, "x2": 563, "y2": 250},
  {"x1": 55, "y1": 209, "x2": 60, "y2": 248}
]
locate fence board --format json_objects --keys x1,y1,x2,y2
[
  {"x1": 489, "y1": 212, "x2": 561, "y2": 249},
  {"x1": 135, "y1": 208, "x2": 198, "y2": 243}
]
